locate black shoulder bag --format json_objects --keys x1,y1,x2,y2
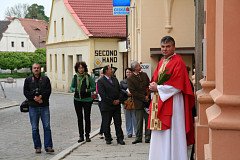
[{"x1": 20, "y1": 99, "x2": 29, "y2": 112}]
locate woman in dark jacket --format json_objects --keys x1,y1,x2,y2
[
  {"x1": 70, "y1": 61, "x2": 96, "y2": 143},
  {"x1": 120, "y1": 68, "x2": 136, "y2": 138}
]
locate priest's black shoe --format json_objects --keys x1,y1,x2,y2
[
  {"x1": 145, "y1": 139, "x2": 150, "y2": 143},
  {"x1": 132, "y1": 139, "x2": 142, "y2": 144},
  {"x1": 78, "y1": 137, "x2": 84, "y2": 143},
  {"x1": 117, "y1": 140, "x2": 125, "y2": 145}
]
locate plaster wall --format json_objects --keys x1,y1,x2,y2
[
  {"x1": 129, "y1": 0, "x2": 195, "y2": 75},
  {"x1": 47, "y1": 0, "x2": 88, "y2": 45},
  {"x1": 204, "y1": 0, "x2": 216, "y2": 81},
  {"x1": 47, "y1": 38, "x2": 124, "y2": 91},
  {"x1": 94, "y1": 39, "x2": 124, "y2": 81},
  {"x1": 47, "y1": 40, "x2": 90, "y2": 91},
  {"x1": 205, "y1": 1, "x2": 240, "y2": 159},
  {"x1": 0, "y1": 19, "x2": 36, "y2": 52}
]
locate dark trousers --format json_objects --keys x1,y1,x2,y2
[
  {"x1": 102, "y1": 108, "x2": 124, "y2": 141},
  {"x1": 98, "y1": 101, "x2": 104, "y2": 134},
  {"x1": 135, "y1": 109, "x2": 151, "y2": 141},
  {"x1": 74, "y1": 100, "x2": 92, "y2": 138}
]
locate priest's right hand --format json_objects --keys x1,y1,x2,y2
[{"x1": 149, "y1": 82, "x2": 158, "y2": 92}]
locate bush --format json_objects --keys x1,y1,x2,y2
[
  {"x1": 0, "y1": 72, "x2": 30, "y2": 79},
  {"x1": 0, "y1": 49, "x2": 46, "y2": 72}
]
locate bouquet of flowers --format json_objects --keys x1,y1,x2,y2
[{"x1": 157, "y1": 69, "x2": 171, "y2": 85}]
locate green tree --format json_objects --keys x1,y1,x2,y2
[
  {"x1": 25, "y1": 4, "x2": 49, "y2": 22},
  {"x1": 0, "y1": 52, "x2": 31, "y2": 73},
  {"x1": 0, "y1": 50, "x2": 46, "y2": 73},
  {"x1": 33, "y1": 48, "x2": 46, "y2": 68}
]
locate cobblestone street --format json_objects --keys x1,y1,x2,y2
[{"x1": 0, "y1": 79, "x2": 101, "y2": 160}]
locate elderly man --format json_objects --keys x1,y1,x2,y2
[{"x1": 127, "y1": 61, "x2": 151, "y2": 144}]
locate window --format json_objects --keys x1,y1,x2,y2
[
  {"x1": 62, "y1": 54, "x2": 65, "y2": 74},
  {"x1": 55, "y1": 54, "x2": 57, "y2": 73},
  {"x1": 61, "y1": 18, "x2": 64, "y2": 35},
  {"x1": 54, "y1": 21, "x2": 56, "y2": 37},
  {"x1": 50, "y1": 54, "x2": 52, "y2": 72},
  {"x1": 77, "y1": 54, "x2": 82, "y2": 62},
  {"x1": 21, "y1": 42, "x2": 24, "y2": 47},
  {"x1": 11, "y1": 41, "x2": 14, "y2": 47},
  {"x1": 34, "y1": 27, "x2": 41, "y2": 31}
]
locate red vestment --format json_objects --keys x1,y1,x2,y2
[{"x1": 148, "y1": 54, "x2": 195, "y2": 145}]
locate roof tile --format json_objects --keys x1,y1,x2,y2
[
  {"x1": 0, "y1": 21, "x2": 11, "y2": 40},
  {"x1": 19, "y1": 18, "x2": 48, "y2": 48},
  {"x1": 67, "y1": 0, "x2": 126, "y2": 38}
]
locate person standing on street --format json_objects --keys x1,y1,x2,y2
[
  {"x1": 127, "y1": 61, "x2": 151, "y2": 144},
  {"x1": 120, "y1": 68, "x2": 136, "y2": 138},
  {"x1": 23, "y1": 63, "x2": 54, "y2": 154},
  {"x1": 97, "y1": 65, "x2": 125, "y2": 145},
  {"x1": 70, "y1": 61, "x2": 96, "y2": 143},
  {"x1": 96, "y1": 68, "x2": 104, "y2": 139},
  {"x1": 148, "y1": 36, "x2": 195, "y2": 160}
]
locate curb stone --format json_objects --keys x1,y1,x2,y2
[{"x1": 49, "y1": 129, "x2": 100, "y2": 160}]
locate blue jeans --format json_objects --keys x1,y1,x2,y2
[
  {"x1": 124, "y1": 109, "x2": 137, "y2": 135},
  {"x1": 29, "y1": 106, "x2": 53, "y2": 149}
]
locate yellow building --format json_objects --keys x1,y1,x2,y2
[
  {"x1": 128, "y1": 0, "x2": 195, "y2": 78},
  {"x1": 46, "y1": 0, "x2": 127, "y2": 92}
]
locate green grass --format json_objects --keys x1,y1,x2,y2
[{"x1": 0, "y1": 72, "x2": 31, "y2": 79}]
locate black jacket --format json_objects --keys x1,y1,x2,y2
[
  {"x1": 23, "y1": 75, "x2": 51, "y2": 107},
  {"x1": 119, "y1": 79, "x2": 129, "y2": 102},
  {"x1": 97, "y1": 76, "x2": 122, "y2": 111}
]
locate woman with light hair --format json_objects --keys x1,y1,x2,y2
[{"x1": 120, "y1": 68, "x2": 136, "y2": 138}]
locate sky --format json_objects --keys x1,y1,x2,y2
[{"x1": 0, "y1": 0, "x2": 52, "y2": 20}]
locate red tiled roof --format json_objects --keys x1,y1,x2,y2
[
  {"x1": 65, "y1": 0, "x2": 126, "y2": 38},
  {"x1": 19, "y1": 18, "x2": 48, "y2": 48},
  {"x1": 0, "y1": 21, "x2": 11, "y2": 40}
]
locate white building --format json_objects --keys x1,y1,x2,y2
[{"x1": 0, "y1": 18, "x2": 48, "y2": 52}]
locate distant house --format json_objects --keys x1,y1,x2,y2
[
  {"x1": 47, "y1": 0, "x2": 127, "y2": 92},
  {"x1": 0, "y1": 18, "x2": 48, "y2": 52}
]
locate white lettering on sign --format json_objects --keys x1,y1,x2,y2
[{"x1": 113, "y1": 6, "x2": 130, "y2": 15}]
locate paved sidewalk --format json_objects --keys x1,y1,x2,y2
[
  {"x1": 0, "y1": 97, "x2": 19, "y2": 110},
  {"x1": 50, "y1": 113, "x2": 150, "y2": 160},
  {"x1": 0, "y1": 93, "x2": 150, "y2": 160}
]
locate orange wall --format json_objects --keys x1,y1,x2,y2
[{"x1": 215, "y1": 0, "x2": 240, "y2": 94}]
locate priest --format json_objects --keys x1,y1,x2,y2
[{"x1": 148, "y1": 36, "x2": 195, "y2": 160}]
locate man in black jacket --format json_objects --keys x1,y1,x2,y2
[
  {"x1": 97, "y1": 65, "x2": 125, "y2": 145},
  {"x1": 23, "y1": 63, "x2": 54, "y2": 154}
]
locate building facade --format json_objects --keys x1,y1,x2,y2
[
  {"x1": 195, "y1": 0, "x2": 240, "y2": 160},
  {"x1": 128, "y1": 0, "x2": 195, "y2": 77},
  {"x1": 46, "y1": 0, "x2": 127, "y2": 92},
  {"x1": 0, "y1": 18, "x2": 48, "y2": 52}
]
